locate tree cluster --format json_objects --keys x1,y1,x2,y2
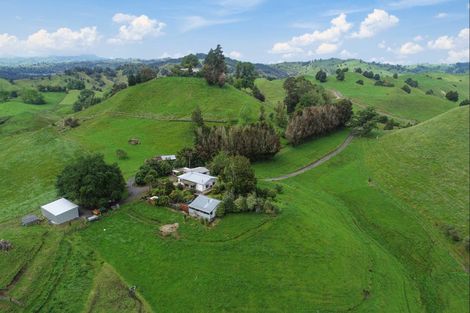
[
  {"x1": 66, "y1": 79, "x2": 85, "y2": 90},
  {"x1": 315, "y1": 70, "x2": 327, "y2": 83},
  {"x1": 203, "y1": 45, "x2": 226, "y2": 87},
  {"x1": 73, "y1": 89, "x2": 101, "y2": 112},
  {"x1": 135, "y1": 159, "x2": 173, "y2": 186},
  {"x1": 37, "y1": 85, "x2": 66, "y2": 92},
  {"x1": 285, "y1": 99, "x2": 353, "y2": 145},
  {"x1": 194, "y1": 122, "x2": 281, "y2": 162},
  {"x1": 127, "y1": 67, "x2": 157, "y2": 86},
  {"x1": 405, "y1": 78, "x2": 419, "y2": 88},
  {"x1": 181, "y1": 54, "x2": 200, "y2": 74},
  {"x1": 283, "y1": 76, "x2": 330, "y2": 113},
  {"x1": 374, "y1": 80, "x2": 394, "y2": 87},
  {"x1": 21, "y1": 89, "x2": 45, "y2": 104},
  {"x1": 459, "y1": 99, "x2": 469, "y2": 106},
  {"x1": 56, "y1": 154, "x2": 125, "y2": 208},
  {"x1": 401, "y1": 84, "x2": 411, "y2": 94},
  {"x1": 445, "y1": 90, "x2": 459, "y2": 102},
  {"x1": 348, "y1": 107, "x2": 379, "y2": 136},
  {"x1": 234, "y1": 62, "x2": 256, "y2": 89}
]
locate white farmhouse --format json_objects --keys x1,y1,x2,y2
[
  {"x1": 188, "y1": 195, "x2": 221, "y2": 221},
  {"x1": 177, "y1": 172, "x2": 216, "y2": 192},
  {"x1": 41, "y1": 198, "x2": 79, "y2": 224}
]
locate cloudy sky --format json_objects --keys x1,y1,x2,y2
[{"x1": 0, "y1": 0, "x2": 468, "y2": 64}]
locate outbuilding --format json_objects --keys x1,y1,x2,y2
[
  {"x1": 188, "y1": 195, "x2": 221, "y2": 221},
  {"x1": 40, "y1": 198, "x2": 79, "y2": 225},
  {"x1": 177, "y1": 172, "x2": 216, "y2": 192},
  {"x1": 21, "y1": 214, "x2": 40, "y2": 226}
]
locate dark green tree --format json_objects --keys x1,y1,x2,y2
[
  {"x1": 445, "y1": 90, "x2": 459, "y2": 102},
  {"x1": 21, "y1": 89, "x2": 45, "y2": 105},
  {"x1": 459, "y1": 99, "x2": 469, "y2": 106},
  {"x1": 181, "y1": 54, "x2": 200, "y2": 74},
  {"x1": 401, "y1": 85, "x2": 411, "y2": 94},
  {"x1": 336, "y1": 71, "x2": 345, "y2": 81},
  {"x1": 315, "y1": 70, "x2": 327, "y2": 83},
  {"x1": 222, "y1": 155, "x2": 256, "y2": 196},
  {"x1": 191, "y1": 106, "x2": 204, "y2": 127},
  {"x1": 203, "y1": 45, "x2": 226, "y2": 87},
  {"x1": 56, "y1": 154, "x2": 126, "y2": 208},
  {"x1": 128, "y1": 74, "x2": 137, "y2": 86}
]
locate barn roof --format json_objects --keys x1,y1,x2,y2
[
  {"x1": 41, "y1": 198, "x2": 78, "y2": 216},
  {"x1": 189, "y1": 195, "x2": 221, "y2": 214}
]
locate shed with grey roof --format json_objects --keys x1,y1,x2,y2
[
  {"x1": 188, "y1": 195, "x2": 221, "y2": 221},
  {"x1": 41, "y1": 198, "x2": 79, "y2": 225},
  {"x1": 21, "y1": 214, "x2": 40, "y2": 226}
]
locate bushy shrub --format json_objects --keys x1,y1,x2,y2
[
  {"x1": 425, "y1": 89, "x2": 434, "y2": 95},
  {"x1": 405, "y1": 78, "x2": 418, "y2": 88},
  {"x1": 315, "y1": 70, "x2": 327, "y2": 83},
  {"x1": 401, "y1": 85, "x2": 411, "y2": 94},
  {"x1": 459, "y1": 99, "x2": 470, "y2": 106},
  {"x1": 21, "y1": 89, "x2": 45, "y2": 104},
  {"x1": 445, "y1": 90, "x2": 459, "y2": 102},
  {"x1": 116, "y1": 149, "x2": 129, "y2": 160},
  {"x1": 356, "y1": 80, "x2": 364, "y2": 85}
]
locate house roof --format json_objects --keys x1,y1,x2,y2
[
  {"x1": 41, "y1": 198, "x2": 78, "y2": 216},
  {"x1": 189, "y1": 195, "x2": 221, "y2": 214},
  {"x1": 184, "y1": 167, "x2": 209, "y2": 174},
  {"x1": 159, "y1": 155, "x2": 176, "y2": 160},
  {"x1": 178, "y1": 172, "x2": 216, "y2": 185},
  {"x1": 22, "y1": 214, "x2": 39, "y2": 224}
]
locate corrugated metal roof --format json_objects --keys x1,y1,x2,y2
[
  {"x1": 41, "y1": 198, "x2": 78, "y2": 216},
  {"x1": 22, "y1": 214, "x2": 39, "y2": 225},
  {"x1": 189, "y1": 195, "x2": 221, "y2": 214},
  {"x1": 178, "y1": 172, "x2": 216, "y2": 185}
]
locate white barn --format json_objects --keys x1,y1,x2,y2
[
  {"x1": 188, "y1": 195, "x2": 221, "y2": 221},
  {"x1": 41, "y1": 198, "x2": 79, "y2": 224},
  {"x1": 177, "y1": 172, "x2": 216, "y2": 192}
]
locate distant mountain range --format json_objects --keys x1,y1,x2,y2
[{"x1": 0, "y1": 55, "x2": 468, "y2": 80}]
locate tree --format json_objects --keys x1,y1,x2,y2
[
  {"x1": 354, "y1": 68, "x2": 362, "y2": 73},
  {"x1": 258, "y1": 104, "x2": 266, "y2": 121},
  {"x1": 138, "y1": 67, "x2": 157, "y2": 83},
  {"x1": 349, "y1": 107, "x2": 378, "y2": 136},
  {"x1": 445, "y1": 90, "x2": 459, "y2": 102},
  {"x1": 405, "y1": 78, "x2": 418, "y2": 88},
  {"x1": 315, "y1": 70, "x2": 327, "y2": 83},
  {"x1": 356, "y1": 79, "x2": 364, "y2": 85},
  {"x1": 73, "y1": 89, "x2": 101, "y2": 112},
  {"x1": 127, "y1": 74, "x2": 137, "y2": 86},
  {"x1": 175, "y1": 147, "x2": 204, "y2": 168},
  {"x1": 0, "y1": 90, "x2": 9, "y2": 102},
  {"x1": 274, "y1": 102, "x2": 288, "y2": 128},
  {"x1": 203, "y1": 45, "x2": 226, "y2": 87},
  {"x1": 283, "y1": 76, "x2": 330, "y2": 113},
  {"x1": 191, "y1": 106, "x2": 204, "y2": 127},
  {"x1": 336, "y1": 71, "x2": 345, "y2": 81},
  {"x1": 181, "y1": 54, "x2": 200, "y2": 74},
  {"x1": 252, "y1": 85, "x2": 265, "y2": 102},
  {"x1": 373, "y1": 73, "x2": 381, "y2": 81},
  {"x1": 116, "y1": 149, "x2": 128, "y2": 160},
  {"x1": 393, "y1": 73, "x2": 398, "y2": 79},
  {"x1": 209, "y1": 151, "x2": 230, "y2": 176},
  {"x1": 234, "y1": 62, "x2": 256, "y2": 89},
  {"x1": 401, "y1": 85, "x2": 411, "y2": 94},
  {"x1": 21, "y1": 89, "x2": 45, "y2": 105},
  {"x1": 56, "y1": 154, "x2": 126, "y2": 208},
  {"x1": 459, "y1": 99, "x2": 469, "y2": 106},
  {"x1": 222, "y1": 155, "x2": 256, "y2": 196}
]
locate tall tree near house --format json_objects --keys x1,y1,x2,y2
[
  {"x1": 191, "y1": 106, "x2": 205, "y2": 127},
  {"x1": 221, "y1": 155, "x2": 256, "y2": 196},
  {"x1": 203, "y1": 45, "x2": 226, "y2": 87}
]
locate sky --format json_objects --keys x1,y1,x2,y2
[{"x1": 0, "y1": 0, "x2": 468, "y2": 64}]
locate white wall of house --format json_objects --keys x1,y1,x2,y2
[
  {"x1": 188, "y1": 208, "x2": 215, "y2": 221},
  {"x1": 41, "y1": 207, "x2": 79, "y2": 224}
]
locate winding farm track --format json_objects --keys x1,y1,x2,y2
[{"x1": 264, "y1": 134, "x2": 354, "y2": 181}]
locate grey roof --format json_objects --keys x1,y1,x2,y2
[
  {"x1": 178, "y1": 172, "x2": 216, "y2": 185},
  {"x1": 22, "y1": 214, "x2": 39, "y2": 225},
  {"x1": 41, "y1": 198, "x2": 78, "y2": 216},
  {"x1": 189, "y1": 195, "x2": 221, "y2": 214},
  {"x1": 185, "y1": 167, "x2": 210, "y2": 174}
]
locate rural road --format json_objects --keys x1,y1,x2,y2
[{"x1": 264, "y1": 134, "x2": 354, "y2": 182}]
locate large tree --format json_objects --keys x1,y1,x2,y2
[
  {"x1": 56, "y1": 154, "x2": 126, "y2": 208},
  {"x1": 221, "y1": 155, "x2": 256, "y2": 196},
  {"x1": 203, "y1": 45, "x2": 226, "y2": 87},
  {"x1": 234, "y1": 62, "x2": 256, "y2": 89},
  {"x1": 283, "y1": 76, "x2": 330, "y2": 113}
]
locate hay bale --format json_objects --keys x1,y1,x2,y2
[
  {"x1": 159, "y1": 223, "x2": 179, "y2": 237},
  {"x1": 0, "y1": 239, "x2": 12, "y2": 251}
]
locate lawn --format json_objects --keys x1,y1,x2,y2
[{"x1": 253, "y1": 128, "x2": 350, "y2": 178}]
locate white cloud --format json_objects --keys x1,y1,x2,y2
[
  {"x1": 378, "y1": 40, "x2": 387, "y2": 48},
  {"x1": 414, "y1": 35, "x2": 424, "y2": 41},
  {"x1": 351, "y1": 9, "x2": 399, "y2": 38},
  {"x1": 0, "y1": 33, "x2": 18, "y2": 53},
  {"x1": 445, "y1": 49, "x2": 469, "y2": 63},
  {"x1": 181, "y1": 16, "x2": 238, "y2": 32},
  {"x1": 399, "y1": 42, "x2": 423, "y2": 55},
  {"x1": 270, "y1": 13, "x2": 351, "y2": 55},
  {"x1": 435, "y1": 12, "x2": 448, "y2": 18},
  {"x1": 315, "y1": 43, "x2": 338, "y2": 54},
  {"x1": 229, "y1": 50, "x2": 242, "y2": 58},
  {"x1": 427, "y1": 35, "x2": 454, "y2": 49},
  {"x1": 159, "y1": 52, "x2": 185, "y2": 59},
  {"x1": 109, "y1": 13, "x2": 165, "y2": 44},
  {"x1": 26, "y1": 27, "x2": 99, "y2": 51},
  {"x1": 458, "y1": 28, "x2": 469, "y2": 40}
]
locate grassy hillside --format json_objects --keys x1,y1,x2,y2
[
  {"x1": 367, "y1": 106, "x2": 469, "y2": 246},
  {"x1": 79, "y1": 77, "x2": 263, "y2": 121}
]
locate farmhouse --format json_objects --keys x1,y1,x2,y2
[
  {"x1": 188, "y1": 195, "x2": 221, "y2": 221},
  {"x1": 177, "y1": 172, "x2": 216, "y2": 192},
  {"x1": 153, "y1": 154, "x2": 176, "y2": 161},
  {"x1": 40, "y1": 198, "x2": 79, "y2": 225}
]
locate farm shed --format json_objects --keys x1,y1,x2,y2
[
  {"x1": 177, "y1": 172, "x2": 216, "y2": 192},
  {"x1": 40, "y1": 198, "x2": 79, "y2": 225},
  {"x1": 21, "y1": 214, "x2": 40, "y2": 226},
  {"x1": 188, "y1": 195, "x2": 221, "y2": 221}
]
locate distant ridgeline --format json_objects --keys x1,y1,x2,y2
[{"x1": 0, "y1": 55, "x2": 467, "y2": 80}]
